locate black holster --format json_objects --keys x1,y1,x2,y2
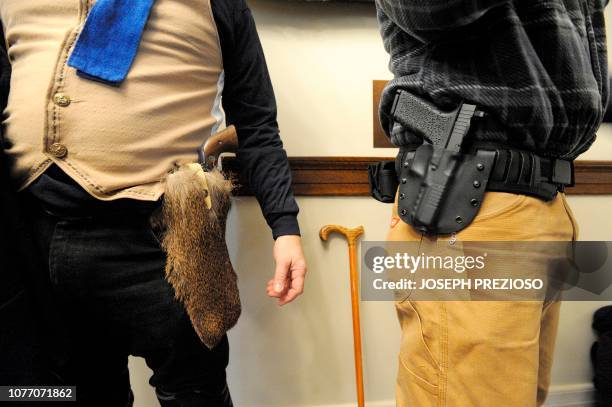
[
  {"x1": 395, "y1": 145, "x2": 495, "y2": 235},
  {"x1": 368, "y1": 146, "x2": 495, "y2": 235}
]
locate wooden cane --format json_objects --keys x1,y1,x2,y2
[{"x1": 320, "y1": 225, "x2": 365, "y2": 407}]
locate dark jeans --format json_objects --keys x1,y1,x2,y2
[{"x1": 22, "y1": 195, "x2": 233, "y2": 407}]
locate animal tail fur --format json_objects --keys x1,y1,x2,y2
[{"x1": 160, "y1": 164, "x2": 240, "y2": 349}]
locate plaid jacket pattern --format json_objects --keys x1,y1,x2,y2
[{"x1": 376, "y1": 0, "x2": 608, "y2": 159}]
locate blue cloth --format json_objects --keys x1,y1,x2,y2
[{"x1": 68, "y1": 0, "x2": 156, "y2": 85}]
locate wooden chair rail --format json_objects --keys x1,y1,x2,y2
[{"x1": 223, "y1": 157, "x2": 612, "y2": 196}]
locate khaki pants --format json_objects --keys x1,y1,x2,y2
[{"x1": 387, "y1": 192, "x2": 579, "y2": 407}]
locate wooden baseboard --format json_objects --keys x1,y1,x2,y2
[{"x1": 287, "y1": 384, "x2": 595, "y2": 407}]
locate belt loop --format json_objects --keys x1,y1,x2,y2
[
  {"x1": 516, "y1": 151, "x2": 528, "y2": 185},
  {"x1": 525, "y1": 153, "x2": 535, "y2": 186},
  {"x1": 505, "y1": 150, "x2": 520, "y2": 183},
  {"x1": 531, "y1": 154, "x2": 543, "y2": 187},
  {"x1": 490, "y1": 149, "x2": 508, "y2": 182}
]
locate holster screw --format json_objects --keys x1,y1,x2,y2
[
  {"x1": 401, "y1": 178, "x2": 407, "y2": 184},
  {"x1": 476, "y1": 163, "x2": 485, "y2": 171},
  {"x1": 470, "y1": 198, "x2": 479, "y2": 207},
  {"x1": 455, "y1": 216, "x2": 463, "y2": 224},
  {"x1": 400, "y1": 209, "x2": 407, "y2": 216},
  {"x1": 403, "y1": 161, "x2": 409, "y2": 168},
  {"x1": 399, "y1": 193, "x2": 405, "y2": 200},
  {"x1": 473, "y1": 180, "x2": 481, "y2": 188}
]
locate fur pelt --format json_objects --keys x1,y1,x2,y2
[{"x1": 158, "y1": 164, "x2": 240, "y2": 349}]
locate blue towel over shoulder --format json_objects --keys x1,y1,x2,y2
[{"x1": 68, "y1": 0, "x2": 156, "y2": 85}]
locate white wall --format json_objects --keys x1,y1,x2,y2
[{"x1": 129, "y1": 1, "x2": 612, "y2": 405}]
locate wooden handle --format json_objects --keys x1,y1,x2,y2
[
  {"x1": 202, "y1": 125, "x2": 238, "y2": 168},
  {"x1": 319, "y1": 224, "x2": 364, "y2": 246}
]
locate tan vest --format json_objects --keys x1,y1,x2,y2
[{"x1": 0, "y1": 0, "x2": 224, "y2": 201}]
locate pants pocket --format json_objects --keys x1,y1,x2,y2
[
  {"x1": 470, "y1": 192, "x2": 527, "y2": 225},
  {"x1": 559, "y1": 193, "x2": 579, "y2": 240},
  {"x1": 395, "y1": 300, "x2": 442, "y2": 396}
]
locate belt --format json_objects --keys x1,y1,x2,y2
[
  {"x1": 21, "y1": 190, "x2": 161, "y2": 220},
  {"x1": 398, "y1": 147, "x2": 574, "y2": 201}
]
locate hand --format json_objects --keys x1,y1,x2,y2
[{"x1": 267, "y1": 235, "x2": 307, "y2": 306}]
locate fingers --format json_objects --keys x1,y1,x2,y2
[
  {"x1": 278, "y1": 275, "x2": 305, "y2": 306},
  {"x1": 266, "y1": 279, "x2": 286, "y2": 298},
  {"x1": 274, "y1": 263, "x2": 306, "y2": 306},
  {"x1": 266, "y1": 267, "x2": 306, "y2": 305},
  {"x1": 272, "y1": 257, "x2": 290, "y2": 295}
]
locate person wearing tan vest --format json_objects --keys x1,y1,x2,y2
[{"x1": 0, "y1": 0, "x2": 307, "y2": 405}]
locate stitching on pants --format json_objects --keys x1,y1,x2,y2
[
  {"x1": 398, "y1": 356, "x2": 440, "y2": 393},
  {"x1": 397, "y1": 234, "x2": 425, "y2": 303},
  {"x1": 439, "y1": 302, "x2": 448, "y2": 406},
  {"x1": 559, "y1": 194, "x2": 579, "y2": 241},
  {"x1": 406, "y1": 302, "x2": 441, "y2": 371}
]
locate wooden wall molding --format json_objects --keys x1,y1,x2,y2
[
  {"x1": 571, "y1": 161, "x2": 612, "y2": 194},
  {"x1": 372, "y1": 80, "x2": 394, "y2": 148},
  {"x1": 223, "y1": 157, "x2": 612, "y2": 196}
]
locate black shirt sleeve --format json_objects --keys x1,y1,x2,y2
[{"x1": 211, "y1": 0, "x2": 300, "y2": 240}]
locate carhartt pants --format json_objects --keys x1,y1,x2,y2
[{"x1": 387, "y1": 192, "x2": 578, "y2": 407}]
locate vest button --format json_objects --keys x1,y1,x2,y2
[
  {"x1": 49, "y1": 143, "x2": 68, "y2": 158},
  {"x1": 53, "y1": 93, "x2": 71, "y2": 107}
]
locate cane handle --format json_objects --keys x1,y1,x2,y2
[{"x1": 319, "y1": 225, "x2": 364, "y2": 246}]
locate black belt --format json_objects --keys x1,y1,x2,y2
[
  {"x1": 367, "y1": 148, "x2": 573, "y2": 205},
  {"x1": 398, "y1": 147, "x2": 574, "y2": 201}
]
